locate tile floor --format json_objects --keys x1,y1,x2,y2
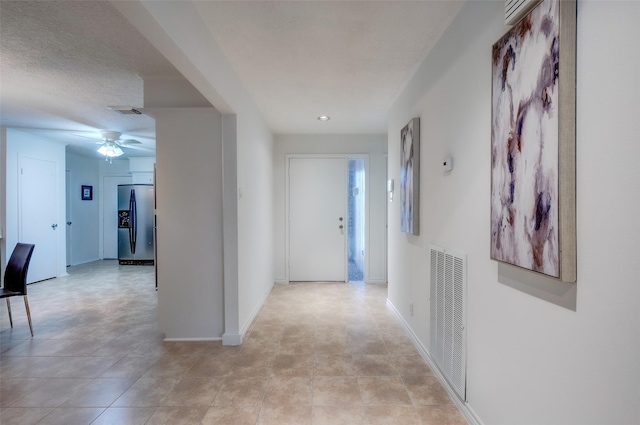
[{"x1": 0, "y1": 260, "x2": 467, "y2": 424}]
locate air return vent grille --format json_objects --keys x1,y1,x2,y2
[
  {"x1": 430, "y1": 245, "x2": 467, "y2": 401},
  {"x1": 505, "y1": 0, "x2": 542, "y2": 25}
]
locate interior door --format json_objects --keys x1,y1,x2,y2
[
  {"x1": 65, "y1": 170, "x2": 72, "y2": 266},
  {"x1": 289, "y1": 157, "x2": 346, "y2": 281},
  {"x1": 19, "y1": 156, "x2": 58, "y2": 283},
  {"x1": 103, "y1": 175, "x2": 132, "y2": 259}
]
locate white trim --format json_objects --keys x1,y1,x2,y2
[
  {"x1": 274, "y1": 279, "x2": 289, "y2": 284},
  {"x1": 222, "y1": 333, "x2": 242, "y2": 346},
  {"x1": 164, "y1": 337, "x2": 222, "y2": 342},
  {"x1": 386, "y1": 298, "x2": 484, "y2": 425},
  {"x1": 239, "y1": 283, "x2": 273, "y2": 335},
  {"x1": 366, "y1": 278, "x2": 387, "y2": 284}
]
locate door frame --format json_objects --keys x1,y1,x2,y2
[{"x1": 285, "y1": 153, "x2": 370, "y2": 283}]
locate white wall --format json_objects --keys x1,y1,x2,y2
[
  {"x1": 387, "y1": 1, "x2": 640, "y2": 424},
  {"x1": 1, "y1": 128, "x2": 6, "y2": 277},
  {"x1": 65, "y1": 153, "x2": 100, "y2": 265},
  {"x1": 274, "y1": 134, "x2": 387, "y2": 283},
  {"x1": 5, "y1": 129, "x2": 67, "y2": 279},
  {"x1": 153, "y1": 107, "x2": 224, "y2": 340},
  {"x1": 115, "y1": 1, "x2": 275, "y2": 344}
]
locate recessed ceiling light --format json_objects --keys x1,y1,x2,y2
[{"x1": 317, "y1": 115, "x2": 330, "y2": 121}]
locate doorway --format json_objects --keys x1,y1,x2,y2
[
  {"x1": 287, "y1": 155, "x2": 368, "y2": 283},
  {"x1": 20, "y1": 155, "x2": 58, "y2": 283}
]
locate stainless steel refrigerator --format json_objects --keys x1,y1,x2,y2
[{"x1": 118, "y1": 184, "x2": 155, "y2": 265}]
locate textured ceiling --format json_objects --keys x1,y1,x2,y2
[
  {"x1": 0, "y1": 1, "x2": 180, "y2": 158},
  {"x1": 0, "y1": 0, "x2": 463, "y2": 157},
  {"x1": 196, "y1": 1, "x2": 463, "y2": 134}
]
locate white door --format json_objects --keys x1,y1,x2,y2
[
  {"x1": 289, "y1": 157, "x2": 346, "y2": 281},
  {"x1": 65, "y1": 170, "x2": 72, "y2": 266},
  {"x1": 103, "y1": 175, "x2": 132, "y2": 259},
  {"x1": 19, "y1": 156, "x2": 58, "y2": 283}
]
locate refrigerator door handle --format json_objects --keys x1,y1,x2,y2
[{"x1": 129, "y1": 189, "x2": 137, "y2": 254}]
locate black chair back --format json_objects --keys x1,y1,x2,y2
[{"x1": 4, "y1": 243, "x2": 35, "y2": 294}]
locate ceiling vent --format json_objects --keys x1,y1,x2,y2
[
  {"x1": 108, "y1": 106, "x2": 143, "y2": 115},
  {"x1": 505, "y1": 0, "x2": 542, "y2": 25}
]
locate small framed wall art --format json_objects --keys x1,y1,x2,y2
[
  {"x1": 81, "y1": 185, "x2": 93, "y2": 201},
  {"x1": 490, "y1": 0, "x2": 576, "y2": 282}
]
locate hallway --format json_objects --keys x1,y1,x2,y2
[{"x1": 0, "y1": 261, "x2": 465, "y2": 424}]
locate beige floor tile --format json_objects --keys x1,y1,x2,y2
[
  {"x1": 311, "y1": 405, "x2": 366, "y2": 425},
  {"x1": 34, "y1": 407, "x2": 104, "y2": 425},
  {"x1": 89, "y1": 338, "x2": 141, "y2": 357},
  {"x1": 185, "y1": 355, "x2": 232, "y2": 378},
  {"x1": 200, "y1": 406, "x2": 260, "y2": 425},
  {"x1": 312, "y1": 377, "x2": 362, "y2": 405},
  {"x1": 246, "y1": 324, "x2": 285, "y2": 340},
  {"x1": 358, "y1": 376, "x2": 412, "y2": 405},
  {"x1": 393, "y1": 354, "x2": 434, "y2": 377},
  {"x1": 141, "y1": 355, "x2": 199, "y2": 379},
  {"x1": 363, "y1": 405, "x2": 421, "y2": 425},
  {"x1": 348, "y1": 337, "x2": 389, "y2": 355},
  {"x1": 112, "y1": 377, "x2": 179, "y2": 407},
  {"x1": 314, "y1": 354, "x2": 356, "y2": 376},
  {"x1": 416, "y1": 405, "x2": 468, "y2": 424},
  {"x1": 99, "y1": 356, "x2": 158, "y2": 379},
  {"x1": 403, "y1": 375, "x2": 454, "y2": 405},
  {"x1": 8, "y1": 378, "x2": 92, "y2": 408},
  {"x1": 0, "y1": 407, "x2": 53, "y2": 425},
  {"x1": 315, "y1": 334, "x2": 349, "y2": 355},
  {"x1": 258, "y1": 405, "x2": 312, "y2": 425},
  {"x1": 352, "y1": 354, "x2": 398, "y2": 376},
  {"x1": 161, "y1": 377, "x2": 224, "y2": 407},
  {"x1": 264, "y1": 376, "x2": 312, "y2": 405},
  {"x1": 228, "y1": 353, "x2": 273, "y2": 377},
  {"x1": 271, "y1": 354, "x2": 313, "y2": 376},
  {"x1": 278, "y1": 337, "x2": 315, "y2": 355},
  {"x1": 212, "y1": 377, "x2": 267, "y2": 406},
  {"x1": 0, "y1": 263, "x2": 467, "y2": 423},
  {"x1": 90, "y1": 407, "x2": 156, "y2": 425},
  {"x1": 161, "y1": 341, "x2": 222, "y2": 357},
  {"x1": 21, "y1": 356, "x2": 120, "y2": 378},
  {"x1": 383, "y1": 336, "x2": 420, "y2": 356},
  {"x1": 145, "y1": 406, "x2": 208, "y2": 424},
  {"x1": 63, "y1": 378, "x2": 135, "y2": 407}
]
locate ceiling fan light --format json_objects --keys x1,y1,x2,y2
[{"x1": 98, "y1": 143, "x2": 124, "y2": 157}]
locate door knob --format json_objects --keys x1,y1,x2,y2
[
  {"x1": 51, "y1": 223, "x2": 58, "y2": 229},
  {"x1": 67, "y1": 222, "x2": 72, "y2": 226},
  {"x1": 339, "y1": 225, "x2": 344, "y2": 229},
  {"x1": 339, "y1": 217, "x2": 343, "y2": 221}
]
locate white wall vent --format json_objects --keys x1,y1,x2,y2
[
  {"x1": 505, "y1": 0, "x2": 542, "y2": 25},
  {"x1": 430, "y1": 244, "x2": 467, "y2": 401}
]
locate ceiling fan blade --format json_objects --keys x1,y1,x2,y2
[
  {"x1": 120, "y1": 144, "x2": 155, "y2": 153},
  {"x1": 120, "y1": 139, "x2": 142, "y2": 145}
]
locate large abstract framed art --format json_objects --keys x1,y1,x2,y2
[
  {"x1": 490, "y1": 0, "x2": 576, "y2": 282},
  {"x1": 400, "y1": 118, "x2": 420, "y2": 235}
]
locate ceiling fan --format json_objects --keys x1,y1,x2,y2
[{"x1": 96, "y1": 130, "x2": 142, "y2": 162}]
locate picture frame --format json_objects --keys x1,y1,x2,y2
[
  {"x1": 400, "y1": 117, "x2": 420, "y2": 235},
  {"x1": 490, "y1": 0, "x2": 576, "y2": 282},
  {"x1": 81, "y1": 185, "x2": 93, "y2": 201}
]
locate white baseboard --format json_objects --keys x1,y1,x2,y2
[
  {"x1": 164, "y1": 337, "x2": 222, "y2": 342},
  {"x1": 274, "y1": 278, "x2": 288, "y2": 284},
  {"x1": 386, "y1": 298, "x2": 484, "y2": 425},
  {"x1": 222, "y1": 333, "x2": 242, "y2": 346},
  {"x1": 233, "y1": 282, "x2": 275, "y2": 344},
  {"x1": 365, "y1": 278, "x2": 387, "y2": 284}
]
